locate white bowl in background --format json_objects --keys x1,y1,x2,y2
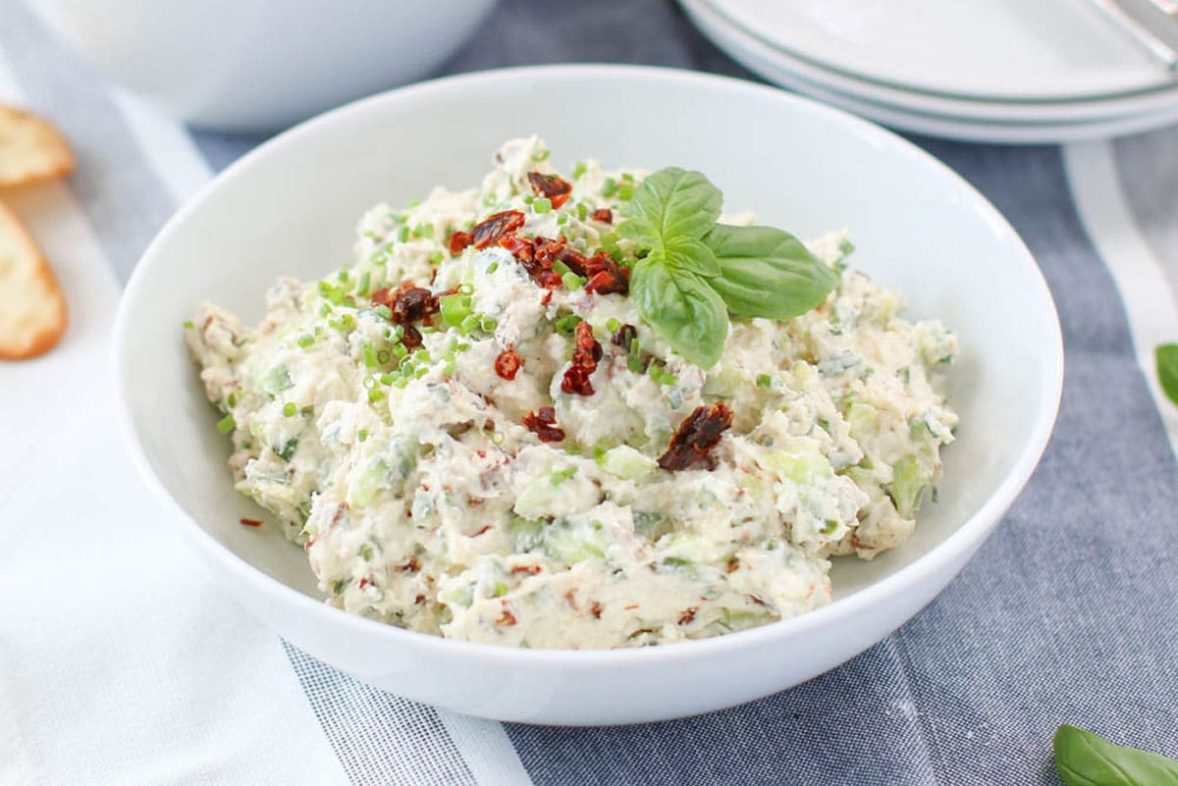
[
  {"x1": 24, "y1": 0, "x2": 498, "y2": 132},
  {"x1": 114, "y1": 65, "x2": 1063, "y2": 725}
]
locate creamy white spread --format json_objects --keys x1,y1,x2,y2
[{"x1": 186, "y1": 137, "x2": 958, "y2": 650}]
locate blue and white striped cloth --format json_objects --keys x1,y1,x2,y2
[{"x1": 1, "y1": 1, "x2": 1175, "y2": 784}]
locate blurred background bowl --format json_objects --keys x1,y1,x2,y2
[{"x1": 23, "y1": 0, "x2": 498, "y2": 132}]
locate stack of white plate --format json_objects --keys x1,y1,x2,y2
[{"x1": 681, "y1": 0, "x2": 1178, "y2": 143}]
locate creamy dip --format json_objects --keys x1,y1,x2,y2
[{"x1": 186, "y1": 137, "x2": 957, "y2": 649}]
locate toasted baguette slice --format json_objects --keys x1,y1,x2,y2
[
  {"x1": 0, "y1": 201, "x2": 66, "y2": 359},
  {"x1": 0, "y1": 105, "x2": 75, "y2": 189}
]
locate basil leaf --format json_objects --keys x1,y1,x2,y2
[
  {"x1": 1055, "y1": 725, "x2": 1178, "y2": 786},
  {"x1": 663, "y1": 235, "x2": 720, "y2": 278},
  {"x1": 1157, "y1": 343, "x2": 1178, "y2": 406},
  {"x1": 631, "y1": 257, "x2": 727, "y2": 368},
  {"x1": 704, "y1": 224, "x2": 838, "y2": 320},
  {"x1": 621, "y1": 167, "x2": 722, "y2": 248}
]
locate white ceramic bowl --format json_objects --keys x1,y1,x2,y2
[
  {"x1": 114, "y1": 65, "x2": 1063, "y2": 725},
  {"x1": 24, "y1": 0, "x2": 498, "y2": 132}
]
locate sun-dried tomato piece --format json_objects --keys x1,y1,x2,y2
[
  {"x1": 611, "y1": 323, "x2": 637, "y2": 350},
  {"x1": 591, "y1": 208, "x2": 613, "y2": 224},
  {"x1": 449, "y1": 230, "x2": 473, "y2": 255},
  {"x1": 504, "y1": 238, "x2": 565, "y2": 290},
  {"x1": 401, "y1": 323, "x2": 423, "y2": 349},
  {"x1": 494, "y1": 347, "x2": 522, "y2": 380},
  {"x1": 370, "y1": 287, "x2": 395, "y2": 310},
  {"x1": 371, "y1": 282, "x2": 438, "y2": 325},
  {"x1": 472, "y1": 210, "x2": 526, "y2": 249},
  {"x1": 522, "y1": 406, "x2": 565, "y2": 442},
  {"x1": 390, "y1": 286, "x2": 438, "y2": 324},
  {"x1": 527, "y1": 171, "x2": 573, "y2": 208},
  {"x1": 657, "y1": 403, "x2": 733, "y2": 471},
  {"x1": 584, "y1": 253, "x2": 629, "y2": 295},
  {"x1": 500, "y1": 234, "x2": 535, "y2": 265},
  {"x1": 561, "y1": 321, "x2": 602, "y2": 396}
]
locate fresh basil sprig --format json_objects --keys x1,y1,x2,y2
[
  {"x1": 1054, "y1": 725, "x2": 1178, "y2": 786},
  {"x1": 1157, "y1": 343, "x2": 1178, "y2": 405},
  {"x1": 618, "y1": 167, "x2": 837, "y2": 368}
]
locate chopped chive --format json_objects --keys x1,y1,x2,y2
[
  {"x1": 601, "y1": 177, "x2": 617, "y2": 198},
  {"x1": 377, "y1": 349, "x2": 391, "y2": 364},
  {"x1": 479, "y1": 315, "x2": 498, "y2": 332},
  {"x1": 375, "y1": 304, "x2": 393, "y2": 321},
  {"x1": 368, "y1": 388, "x2": 386, "y2": 403},
  {"x1": 216, "y1": 414, "x2": 236, "y2": 434},
  {"x1": 397, "y1": 225, "x2": 410, "y2": 243},
  {"x1": 358, "y1": 429, "x2": 369, "y2": 443},
  {"x1": 428, "y1": 251, "x2": 444, "y2": 265},
  {"x1": 576, "y1": 202, "x2": 588, "y2": 221},
  {"x1": 362, "y1": 343, "x2": 378, "y2": 368},
  {"x1": 182, "y1": 319, "x2": 195, "y2": 330},
  {"x1": 533, "y1": 197, "x2": 552, "y2": 214},
  {"x1": 627, "y1": 337, "x2": 643, "y2": 373},
  {"x1": 359, "y1": 543, "x2": 373, "y2": 559},
  {"x1": 393, "y1": 343, "x2": 408, "y2": 359},
  {"x1": 554, "y1": 314, "x2": 581, "y2": 336},
  {"x1": 458, "y1": 314, "x2": 480, "y2": 335},
  {"x1": 550, "y1": 466, "x2": 577, "y2": 485},
  {"x1": 486, "y1": 261, "x2": 499, "y2": 274},
  {"x1": 562, "y1": 272, "x2": 586, "y2": 290},
  {"x1": 531, "y1": 149, "x2": 550, "y2": 162},
  {"x1": 756, "y1": 373, "x2": 773, "y2": 388},
  {"x1": 572, "y1": 161, "x2": 587, "y2": 179},
  {"x1": 297, "y1": 334, "x2": 315, "y2": 349},
  {"x1": 356, "y1": 271, "x2": 371, "y2": 296},
  {"x1": 282, "y1": 402, "x2": 297, "y2": 417},
  {"x1": 439, "y1": 293, "x2": 472, "y2": 326},
  {"x1": 606, "y1": 317, "x2": 621, "y2": 333}
]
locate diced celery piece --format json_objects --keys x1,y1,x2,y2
[
  {"x1": 888, "y1": 454, "x2": 934, "y2": 518},
  {"x1": 701, "y1": 367, "x2": 742, "y2": 397},
  {"x1": 845, "y1": 401, "x2": 879, "y2": 437},
  {"x1": 761, "y1": 449, "x2": 833, "y2": 486},
  {"x1": 543, "y1": 523, "x2": 605, "y2": 565},
  {"x1": 348, "y1": 459, "x2": 388, "y2": 507},
  {"x1": 600, "y1": 445, "x2": 656, "y2": 480},
  {"x1": 261, "y1": 363, "x2": 293, "y2": 395},
  {"x1": 633, "y1": 510, "x2": 672, "y2": 541}
]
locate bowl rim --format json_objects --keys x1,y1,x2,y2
[{"x1": 113, "y1": 63, "x2": 1064, "y2": 666}]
